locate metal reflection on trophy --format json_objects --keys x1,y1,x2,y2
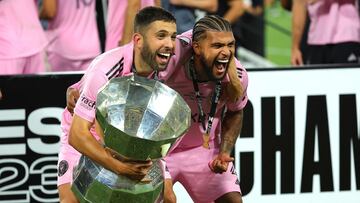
[{"x1": 72, "y1": 75, "x2": 191, "y2": 203}]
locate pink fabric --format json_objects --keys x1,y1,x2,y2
[
  {"x1": 47, "y1": 52, "x2": 92, "y2": 72},
  {"x1": 0, "y1": 0, "x2": 47, "y2": 59},
  {"x1": 165, "y1": 31, "x2": 248, "y2": 149},
  {"x1": 164, "y1": 145, "x2": 241, "y2": 203},
  {"x1": 74, "y1": 44, "x2": 135, "y2": 122},
  {"x1": 57, "y1": 144, "x2": 81, "y2": 186},
  {"x1": 105, "y1": 0, "x2": 155, "y2": 51},
  {"x1": 46, "y1": 0, "x2": 100, "y2": 60},
  {"x1": 60, "y1": 31, "x2": 248, "y2": 199},
  {"x1": 57, "y1": 108, "x2": 100, "y2": 186},
  {"x1": 163, "y1": 30, "x2": 247, "y2": 202},
  {"x1": 161, "y1": 159, "x2": 172, "y2": 179},
  {"x1": 58, "y1": 42, "x2": 162, "y2": 186},
  {"x1": 307, "y1": 0, "x2": 360, "y2": 45},
  {"x1": 0, "y1": 52, "x2": 45, "y2": 75}
]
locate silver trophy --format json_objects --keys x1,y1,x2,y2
[{"x1": 71, "y1": 75, "x2": 191, "y2": 203}]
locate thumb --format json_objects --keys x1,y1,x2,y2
[
  {"x1": 74, "y1": 90, "x2": 80, "y2": 99},
  {"x1": 223, "y1": 156, "x2": 234, "y2": 162},
  {"x1": 219, "y1": 154, "x2": 234, "y2": 162}
]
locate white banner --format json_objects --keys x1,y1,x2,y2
[
  {"x1": 1, "y1": 67, "x2": 359, "y2": 202},
  {"x1": 175, "y1": 66, "x2": 360, "y2": 202}
]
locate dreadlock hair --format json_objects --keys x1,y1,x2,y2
[
  {"x1": 192, "y1": 15, "x2": 232, "y2": 43},
  {"x1": 134, "y1": 6, "x2": 176, "y2": 35},
  {"x1": 193, "y1": 15, "x2": 243, "y2": 102}
]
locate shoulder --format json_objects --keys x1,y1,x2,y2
[
  {"x1": 176, "y1": 30, "x2": 193, "y2": 49},
  {"x1": 160, "y1": 30, "x2": 193, "y2": 80},
  {"x1": 234, "y1": 58, "x2": 248, "y2": 87},
  {"x1": 88, "y1": 43, "x2": 133, "y2": 80},
  {"x1": 174, "y1": 30, "x2": 193, "y2": 64}
]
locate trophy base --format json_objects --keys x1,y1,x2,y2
[
  {"x1": 71, "y1": 155, "x2": 164, "y2": 203},
  {"x1": 72, "y1": 180, "x2": 163, "y2": 203}
]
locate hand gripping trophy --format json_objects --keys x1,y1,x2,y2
[{"x1": 71, "y1": 75, "x2": 191, "y2": 203}]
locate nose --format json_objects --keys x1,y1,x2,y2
[
  {"x1": 220, "y1": 47, "x2": 231, "y2": 57},
  {"x1": 164, "y1": 36, "x2": 175, "y2": 50}
]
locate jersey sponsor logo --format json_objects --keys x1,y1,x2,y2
[
  {"x1": 80, "y1": 95, "x2": 96, "y2": 110},
  {"x1": 58, "y1": 160, "x2": 69, "y2": 177}
]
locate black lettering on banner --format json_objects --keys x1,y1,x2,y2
[
  {"x1": 0, "y1": 71, "x2": 81, "y2": 202},
  {"x1": 261, "y1": 97, "x2": 295, "y2": 194},
  {"x1": 241, "y1": 101, "x2": 253, "y2": 138},
  {"x1": 339, "y1": 94, "x2": 360, "y2": 190},
  {"x1": 240, "y1": 152, "x2": 254, "y2": 196},
  {"x1": 238, "y1": 102, "x2": 254, "y2": 196},
  {"x1": 0, "y1": 108, "x2": 61, "y2": 202},
  {"x1": 0, "y1": 159, "x2": 29, "y2": 202},
  {"x1": 28, "y1": 157, "x2": 58, "y2": 203},
  {"x1": 301, "y1": 95, "x2": 334, "y2": 192}
]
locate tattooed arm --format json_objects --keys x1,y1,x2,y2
[{"x1": 209, "y1": 109, "x2": 243, "y2": 173}]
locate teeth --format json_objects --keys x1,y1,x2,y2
[
  {"x1": 158, "y1": 53, "x2": 170, "y2": 57},
  {"x1": 217, "y1": 59, "x2": 229, "y2": 63}
]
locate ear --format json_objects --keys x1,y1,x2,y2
[
  {"x1": 133, "y1": 33, "x2": 143, "y2": 49},
  {"x1": 192, "y1": 42, "x2": 201, "y2": 55}
]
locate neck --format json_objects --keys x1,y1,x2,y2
[
  {"x1": 192, "y1": 57, "x2": 209, "y2": 82},
  {"x1": 134, "y1": 51, "x2": 153, "y2": 77}
]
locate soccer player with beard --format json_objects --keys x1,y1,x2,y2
[
  {"x1": 56, "y1": 7, "x2": 177, "y2": 203},
  {"x1": 64, "y1": 14, "x2": 247, "y2": 203},
  {"x1": 163, "y1": 15, "x2": 248, "y2": 203}
]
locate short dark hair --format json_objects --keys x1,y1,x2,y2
[
  {"x1": 134, "y1": 6, "x2": 176, "y2": 34},
  {"x1": 192, "y1": 15, "x2": 232, "y2": 42}
]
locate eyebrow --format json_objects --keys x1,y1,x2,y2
[
  {"x1": 156, "y1": 30, "x2": 176, "y2": 35},
  {"x1": 211, "y1": 40, "x2": 235, "y2": 46}
]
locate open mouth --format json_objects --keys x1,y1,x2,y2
[
  {"x1": 156, "y1": 52, "x2": 171, "y2": 65},
  {"x1": 214, "y1": 58, "x2": 229, "y2": 75}
]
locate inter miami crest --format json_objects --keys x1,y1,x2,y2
[{"x1": 58, "y1": 160, "x2": 69, "y2": 177}]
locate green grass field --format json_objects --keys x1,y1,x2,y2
[{"x1": 265, "y1": 2, "x2": 292, "y2": 65}]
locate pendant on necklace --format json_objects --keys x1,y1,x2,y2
[{"x1": 202, "y1": 133, "x2": 210, "y2": 149}]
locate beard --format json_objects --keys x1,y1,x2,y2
[
  {"x1": 140, "y1": 39, "x2": 159, "y2": 71},
  {"x1": 198, "y1": 53, "x2": 230, "y2": 81}
]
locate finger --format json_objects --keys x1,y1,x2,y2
[
  {"x1": 212, "y1": 162, "x2": 225, "y2": 173},
  {"x1": 132, "y1": 162, "x2": 153, "y2": 170},
  {"x1": 213, "y1": 166, "x2": 224, "y2": 174},
  {"x1": 128, "y1": 159, "x2": 152, "y2": 164},
  {"x1": 217, "y1": 163, "x2": 227, "y2": 171},
  {"x1": 130, "y1": 174, "x2": 146, "y2": 181},
  {"x1": 208, "y1": 161, "x2": 215, "y2": 172},
  {"x1": 209, "y1": 160, "x2": 222, "y2": 173},
  {"x1": 69, "y1": 102, "x2": 75, "y2": 109},
  {"x1": 67, "y1": 106, "x2": 74, "y2": 114},
  {"x1": 139, "y1": 177, "x2": 152, "y2": 184},
  {"x1": 74, "y1": 91, "x2": 80, "y2": 98},
  {"x1": 223, "y1": 157, "x2": 234, "y2": 162},
  {"x1": 219, "y1": 163, "x2": 228, "y2": 171}
]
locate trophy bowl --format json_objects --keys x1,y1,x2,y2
[{"x1": 72, "y1": 75, "x2": 191, "y2": 203}]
